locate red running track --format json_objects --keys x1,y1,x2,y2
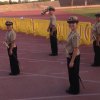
[
  {"x1": 0, "y1": 10, "x2": 95, "y2": 23},
  {"x1": 0, "y1": 30, "x2": 100, "y2": 100}
]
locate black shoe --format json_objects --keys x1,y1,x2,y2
[
  {"x1": 9, "y1": 73, "x2": 20, "y2": 76},
  {"x1": 9, "y1": 73, "x2": 14, "y2": 75},
  {"x1": 66, "y1": 89, "x2": 71, "y2": 93},
  {"x1": 49, "y1": 54, "x2": 58, "y2": 56},
  {"x1": 91, "y1": 63, "x2": 100, "y2": 67},
  {"x1": 49, "y1": 54, "x2": 53, "y2": 56},
  {"x1": 66, "y1": 89, "x2": 80, "y2": 95},
  {"x1": 53, "y1": 54, "x2": 58, "y2": 56}
]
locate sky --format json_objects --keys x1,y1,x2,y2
[{"x1": 0, "y1": 0, "x2": 38, "y2": 2}]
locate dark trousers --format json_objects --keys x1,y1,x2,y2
[
  {"x1": 50, "y1": 30, "x2": 58, "y2": 55},
  {"x1": 67, "y1": 55, "x2": 80, "y2": 93},
  {"x1": 7, "y1": 47, "x2": 20, "y2": 75},
  {"x1": 93, "y1": 41, "x2": 100, "y2": 66}
]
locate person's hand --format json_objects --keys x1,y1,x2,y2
[
  {"x1": 69, "y1": 61, "x2": 74, "y2": 68},
  {"x1": 9, "y1": 49, "x2": 13, "y2": 55},
  {"x1": 96, "y1": 41, "x2": 100, "y2": 46},
  {"x1": 3, "y1": 41, "x2": 9, "y2": 48},
  {"x1": 2, "y1": 41, "x2": 5, "y2": 44},
  {"x1": 2, "y1": 41, "x2": 6, "y2": 45}
]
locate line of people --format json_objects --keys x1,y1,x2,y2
[
  {"x1": 3, "y1": 6, "x2": 100, "y2": 95},
  {"x1": 46, "y1": 7, "x2": 100, "y2": 95}
]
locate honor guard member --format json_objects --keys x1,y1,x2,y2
[
  {"x1": 65, "y1": 16, "x2": 80, "y2": 94},
  {"x1": 47, "y1": 6, "x2": 58, "y2": 56},
  {"x1": 91, "y1": 13, "x2": 100, "y2": 67},
  {"x1": 5, "y1": 21, "x2": 20, "y2": 75}
]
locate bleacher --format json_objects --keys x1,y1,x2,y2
[
  {"x1": 0, "y1": 3, "x2": 37, "y2": 12},
  {"x1": 59, "y1": 0, "x2": 100, "y2": 7},
  {"x1": 0, "y1": 1, "x2": 60, "y2": 12},
  {"x1": 0, "y1": 0, "x2": 99, "y2": 12},
  {"x1": 33, "y1": 1, "x2": 60, "y2": 8}
]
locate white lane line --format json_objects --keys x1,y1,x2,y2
[
  {"x1": 0, "y1": 55, "x2": 92, "y2": 66},
  {"x1": 0, "y1": 58, "x2": 93, "y2": 66},
  {"x1": 27, "y1": 59, "x2": 65, "y2": 63},
  {"x1": 0, "y1": 69, "x2": 9, "y2": 72},
  {"x1": 13, "y1": 93, "x2": 100, "y2": 100},
  {"x1": 1, "y1": 47, "x2": 93, "y2": 55},
  {"x1": 16, "y1": 42, "x2": 46, "y2": 45},
  {"x1": 16, "y1": 42, "x2": 92, "y2": 47},
  {"x1": 0, "y1": 70, "x2": 99, "y2": 84},
  {"x1": 0, "y1": 69, "x2": 89, "y2": 76},
  {"x1": 0, "y1": 55, "x2": 66, "y2": 62},
  {"x1": 51, "y1": 71, "x2": 89, "y2": 75},
  {"x1": 1, "y1": 72, "x2": 100, "y2": 84},
  {"x1": 51, "y1": 72, "x2": 66, "y2": 75},
  {"x1": 0, "y1": 69, "x2": 90, "y2": 76},
  {"x1": 0, "y1": 73, "x2": 67, "y2": 80},
  {"x1": 25, "y1": 60, "x2": 91, "y2": 66},
  {"x1": 0, "y1": 70, "x2": 33, "y2": 75},
  {"x1": 0, "y1": 52, "x2": 93, "y2": 61},
  {"x1": 80, "y1": 71, "x2": 89, "y2": 73},
  {"x1": 17, "y1": 50, "x2": 94, "y2": 55},
  {"x1": 17, "y1": 74, "x2": 100, "y2": 84}
]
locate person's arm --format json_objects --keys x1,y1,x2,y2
[
  {"x1": 48, "y1": 16, "x2": 56, "y2": 35},
  {"x1": 10, "y1": 40, "x2": 15, "y2": 49},
  {"x1": 96, "y1": 35, "x2": 100, "y2": 46},
  {"x1": 51, "y1": 16, "x2": 57, "y2": 35},
  {"x1": 9, "y1": 41, "x2": 15, "y2": 54},
  {"x1": 69, "y1": 48, "x2": 78, "y2": 68},
  {"x1": 96, "y1": 24, "x2": 100, "y2": 46},
  {"x1": 51, "y1": 25, "x2": 56, "y2": 35},
  {"x1": 9, "y1": 32, "x2": 16, "y2": 55},
  {"x1": 69, "y1": 35, "x2": 80, "y2": 68},
  {"x1": 47, "y1": 22, "x2": 51, "y2": 32},
  {"x1": 52, "y1": 25, "x2": 56, "y2": 31},
  {"x1": 47, "y1": 24, "x2": 55, "y2": 36},
  {"x1": 91, "y1": 24, "x2": 98, "y2": 42},
  {"x1": 91, "y1": 28, "x2": 96, "y2": 41},
  {"x1": 47, "y1": 16, "x2": 51, "y2": 32}
]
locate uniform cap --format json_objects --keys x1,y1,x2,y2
[
  {"x1": 67, "y1": 16, "x2": 79, "y2": 23},
  {"x1": 5, "y1": 21, "x2": 13, "y2": 26},
  {"x1": 48, "y1": 6, "x2": 55, "y2": 11},
  {"x1": 41, "y1": 6, "x2": 55, "y2": 15}
]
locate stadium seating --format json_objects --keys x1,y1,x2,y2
[
  {"x1": 0, "y1": 0, "x2": 99, "y2": 12},
  {"x1": 59, "y1": 0, "x2": 100, "y2": 7}
]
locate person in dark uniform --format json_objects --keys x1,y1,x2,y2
[
  {"x1": 65, "y1": 16, "x2": 80, "y2": 95},
  {"x1": 4, "y1": 21, "x2": 20, "y2": 75},
  {"x1": 91, "y1": 13, "x2": 100, "y2": 67},
  {"x1": 47, "y1": 7, "x2": 58, "y2": 56}
]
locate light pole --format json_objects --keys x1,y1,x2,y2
[
  {"x1": 18, "y1": 0, "x2": 21, "y2": 3},
  {"x1": 71, "y1": 0, "x2": 74, "y2": 6},
  {"x1": 24, "y1": 0, "x2": 29, "y2": 3},
  {"x1": 9, "y1": 0, "x2": 12, "y2": 4},
  {"x1": 85, "y1": 0, "x2": 87, "y2": 6}
]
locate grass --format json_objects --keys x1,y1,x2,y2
[{"x1": 64, "y1": 7, "x2": 100, "y2": 18}]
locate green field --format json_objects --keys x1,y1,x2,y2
[{"x1": 64, "y1": 7, "x2": 100, "y2": 18}]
